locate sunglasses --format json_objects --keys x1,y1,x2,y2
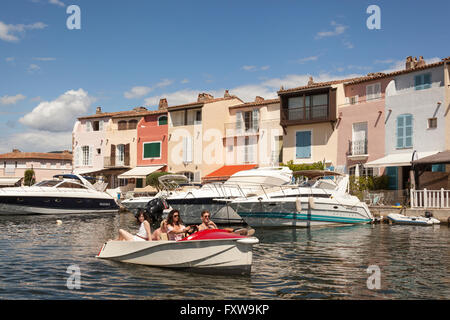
[
  {"x1": 173, "y1": 214, "x2": 179, "y2": 217},
  {"x1": 203, "y1": 215, "x2": 210, "y2": 218}
]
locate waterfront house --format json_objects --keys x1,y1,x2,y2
[
  {"x1": 167, "y1": 91, "x2": 243, "y2": 182},
  {"x1": 278, "y1": 77, "x2": 352, "y2": 168},
  {"x1": 336, "y1": 74, "x2": 392, "y2": 177},
  {"x1": 365, "y1": 57, "x2": 449, "y2": 190},
  {"x1": 0, "y1": 149, "x2": 72, "y2": 186},
  {"x1": 124, "y1": 99, "x2": 169, "y2": 189}
]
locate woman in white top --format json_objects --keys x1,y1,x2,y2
[
  {"x1": 166, "y1": 209, "x2": 191, "y2": 241},
  {"x1": 116, "y1": 211, "x2": 152, "y2": 241}
]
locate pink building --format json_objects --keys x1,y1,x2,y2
[
  {"x1": 0, "y1": 149, "x2": 72, "y2": 186},
  {"x1": 336, "y1": 76, "x2": 392, "y2": 176}
]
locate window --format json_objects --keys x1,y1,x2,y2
[
  {"x1": 195, "y1": 111, "x2": 202, "y2": 124},
  {"x1": 244, "y1": 136, "x2": 256, "y2": 163},
  {"x1": 347, "y1": 95, "x2": 359, "y2": 105},
  {"x1": 366, "y1": 83, "x2": 381, "y2": 101},
  {"x1": 397, "y1": 114, "x2": 413, "y2": 149},
  {"x1": 415, "y1": 73, "x2": 431, "y2": 90},
  {"x1": 143, "y1": 142, "x2": 161, "y2": 159},
  {"x1": 82, "y1": 146, "x2": 90, "y2": 166},
  {"x1": 349, "y1": 165, "x2": 374, "y2": 177},
  {"x1": 128, "y1": 120, "x2": 138, "y2": 130},
  {"x1": 287, "y1": 93, "x2": 328, "y2": 121},
  {"x1": 118, "y1": 120, "x2": 127, "y2": 130},
  {"x1": 296, "y1": 131, "x2": 311, "y2": 159},
  {"x1": 352, "y1": 122, "x2": 368, "y2": 155},
  {"x1": 116, "y1": 144, "x2": 125, "y2": 165},
  {"x1": 86, "y1": 121, "x2": 92, "y2": 132},
  {"x1": 428, "y1": 118, "x2": 437, "y2": 129},
  {"x1": 92, "y1": 121, "x2": 100, "y2": 131},
  {"x1": 158, "y1": 115, "x2": 168, "y2": 126},
  {"x1": 96, "y1": 148, "x2": 101, "y2": 155},
  {"x1": 57, "y1": 182, "x2": 87, "y2": 189}
]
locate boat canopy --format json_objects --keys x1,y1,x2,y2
[{"x1": 53, "y1": 174, "x2": 82, "y2": 181}]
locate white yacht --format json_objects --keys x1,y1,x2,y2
[
  {"x1": 121, "y1": 167, "x2": 294, "y2": 225},
  {"x1": 228, "y1": 170, "x2": 373, "y2": 228},
  {"x1": 0, "y1": 174, "x2": 119, "y2": 215}
]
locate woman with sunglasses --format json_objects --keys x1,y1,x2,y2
[{"x1": 166, "y1": 209, "x2": 191, "y2": 241}]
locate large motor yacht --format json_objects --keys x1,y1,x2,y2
[{"x1": 0, "y1": 174, "x2": 119, "y2": 215}]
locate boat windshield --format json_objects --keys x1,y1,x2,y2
[
  {"x1": 56, "y1": 181, "x2": 88, "y2": 189},
  {"x1": 34, "y1": 180, "x2": 60, "y2": 187}
]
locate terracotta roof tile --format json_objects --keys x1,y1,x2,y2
[
  {"x1": 167, "y1": 96, "x2": 244, "y2": 111},
  {"x1": 229, "y1": 98, "x2": 280, "y2": 109},
  {"x1": 0, "y1": 151, "x2": 72, "y2": 161},
  {"x1": 78, "y1": 108, "x2": 166, "y2": 120}
]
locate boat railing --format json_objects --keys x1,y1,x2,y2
[{"x1": 0, "y1": 186, "x2": 96, "y2": 194}]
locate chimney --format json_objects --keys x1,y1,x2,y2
[
  {"x1": 158, "y1": 98, "x2": 168, "y2": 110},
  {"x1": 416, "y1": 56, "x2": 426, "y2": 68},
  {"x1": 224, "y1": 90, "x2": 231, "y2": 98},
  {"x1": 96, "y1": 106, "x2": 102, "y2": 114},
  {"x1": 197, "y1": 93, "x2": 214, "y2": 102},
  {"x1": 307, "y1": 76, "x2": 314, "y2": 86},
  {"x1": 133, "y1": 106, "x2": 148, "y2": 112},
  {"x1": 12, "y1": 149, "x2": 20, "y2": 153},
  {"x1": 405, "y1": 56, "x2": 414, "y2": 70},
  {"x1": 255, "y1": 96, "x2": 265, "y2": 103}
]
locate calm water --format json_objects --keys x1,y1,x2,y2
[{"x1": 0, "y1": 212, "x2": 449, "y2": 300}]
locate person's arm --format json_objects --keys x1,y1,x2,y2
[
  {"x1": 143, "y1": 221, "x2": 152, "y2": 241},
  {"x1": 208, "y1": 221, "x2": 218, "y2": 229}
]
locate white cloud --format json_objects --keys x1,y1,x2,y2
[
  {"x1": 19, "y1": 89, "x2": 93, "y2": 132},
  {"x1": 143, "y1": 72, "x2": 364, "y2": 107},
  {"x1": 5, "y1": 57, "x2": 15, "y2": 62},
  {"x1": 181, "y1": 78, "x2": 190, "y2": 84},
  {"x1": 124, "y1": 79, "x2": 174, "y2": 99},
  {"x1": 49, "y1": 0, "x2": 65, "y2": 7},
  {"x1": 242, "y1": 65, "x2": 270, "y2": 72},
  {"x1": 28, "y1": 64, "x2": 41, "y2": 73},
  {"x1": 33, "y1": 57, "x2": 56, "y2": 61},
  {"x1": 316, "y1": 21, "x2": 348, "y2": 39},
  {"x1": 0, "y1": 21, "x2": 47, "y2": 42},
  {"x1": 296, "y1": 56, "x2": 319, "y2": 64},
  {"x1": 0, "y1": 94, "x2": 26, "y2": 105},
  {"x1": 0, "y1": 130, "x2": 72, "y2": 154}
]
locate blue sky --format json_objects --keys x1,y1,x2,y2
[{"x1": 1, "y1": 0, "x2": 449, "y2": 152}]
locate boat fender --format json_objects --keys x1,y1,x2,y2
[
  {"x1": 308, "y1": 196, "x2": 315, "y2": 209},
  {"x1": 295, "y1": 197, "x2": 302, "y2": 212},
  {"x1": 56, "y1": 220, "x2": 62, "y2": 225}
]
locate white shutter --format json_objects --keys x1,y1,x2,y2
[
  {"x1": 88, "y1": 146, "x2": 93, "y2": 166},
  {"x1": 252, "y1": 109, "x2": 259, "y2": 132},
  {"x1": 186, "y1": 136, "x2": 193, "y2": 163},
  {"x1": 74, "y1": 146, "x2": 81, "y2": 167},
  {"x1": 374, "y1": 83, "x2": 381, "y2": 99},
  {"x1": 99, "y1": 120, "x2": 103, "y2": 131},
  {"x1": 236, "y1": 111, "x2": 243, "y2": 135},
  {"x1": 86, "y1": 121, "x2": 92, "y2": 132},
  {"x1": 366, "y1": 85, "x2": 373, "y2": 101}
]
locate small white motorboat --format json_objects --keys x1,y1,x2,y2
[
  {"x1": 387, "y1": 213, "x2": 440, "y2": 226},
  {"x1": 96, "y1": 229, "x2": 259, "y2": 275}
]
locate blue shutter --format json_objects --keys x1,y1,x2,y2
[
  {"x1": 414, "y1": 75, "x2": 422, "y2": 90},
  {"x1": 296, "y1": 131, "x2": 311, "y2": 158},
  {"x1": 423, "y1": 73, "x2": 431, "y2": 89},
  {"x1": 397, "y1": 114, "x2": 413, "y2": 148}
]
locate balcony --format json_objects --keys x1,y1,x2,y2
[
  {"x1": 104, "y1": 156, "x2": 130, "y2": 168},
  {"x1": 347, "y1": 139, "x2": 368, "y2": 160},
  {"x1": 224, "y1": 120, "x2": 281, "y2": 138}
]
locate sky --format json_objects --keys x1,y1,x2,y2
[{"x1": 1, "y1": 0, "x2": 449, "y2": 153}]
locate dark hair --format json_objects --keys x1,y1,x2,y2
[
  {"x1": 135, "y1": 210, "x2": 151, "y2": 225},
  {"x1": 167, "y1": 209, "x2": 183, "y2": 226},
  {"x1": 201, "y1": 210, "x2": 210, "y2": 217}
]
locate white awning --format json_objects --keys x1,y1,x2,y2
[
  {"x1": 365, "y1": 151, "x2": 438, "y2": 168},
  {"x1": 0, "y1": 177, "x2": 22, "y2": 186},
  {"x1": 118, "y1": 165, "x2": 164, "y2": 179}
]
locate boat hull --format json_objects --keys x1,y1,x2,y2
[
  {"x1": 0, "y1": 195, "x2": 119, "y2": 215},
  {"x1": 97, "y1": 237, "x2": 258, "y2": 275},
  {"x1": 233, "y1": 198, "x2": 373, "y2": 227},
  {"x1": 387, "y1": 213, "x2": 440, "y2": 226}
]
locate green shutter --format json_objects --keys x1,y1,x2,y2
[
  {"x1": 158, "y1": 116, "x2": 168, "y2": 125},
  {"x1": 143, "y1": 142, "x2": 161, "y2": 158}
]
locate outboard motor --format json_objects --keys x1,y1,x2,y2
[
  {"x1": 424, "y1": 211, "x2": 433, "y2": 218},
  {"x1": 145, "y1": 197, "x2": 169, "y2": 223}
]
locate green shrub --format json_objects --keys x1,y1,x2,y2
[{"x1": 281, "y1": 160, "x2": 325, "y2": 178}]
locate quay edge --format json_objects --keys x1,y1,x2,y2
[{"x1": 369, "y1": 207, "x2": 450, "y2": 225}]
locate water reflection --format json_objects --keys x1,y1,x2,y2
[{"x1": 0, "y1": 213, "x2": 449, "y2": 299}]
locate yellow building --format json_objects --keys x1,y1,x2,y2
[{"x1": 167, "y1": 91, "x2": 243, "y2": 182}]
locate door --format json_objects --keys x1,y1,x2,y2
[
  {"x1": 352, "y1": 122, "x2": 368, "y2": 155},
  {"x1": 386, "y1": 166, "x2": 398, "y2": 190}
]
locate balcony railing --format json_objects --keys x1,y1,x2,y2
[
  {"x1": 282, "y1": 105, "x2": 328, "y2": 122},
  {"x1": 348, "y1": 139, "x2": 368, "y2": 156},
  {"x1": 104, "y1": 156, "x2": 129, "y2": 167},
  {"x1": 224, "y1": 120, "x2": 281, "y2": 137}
]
